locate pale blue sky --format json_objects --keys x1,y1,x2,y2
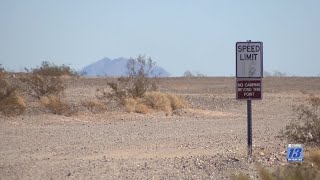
[{"x1": 0, "y1": 0, "x2": 319, "y2": 76}]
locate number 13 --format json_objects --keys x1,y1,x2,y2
[{"x1": 289, "y1": 148, "x2": 302, "y2": 158}]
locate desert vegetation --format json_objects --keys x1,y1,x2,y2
[
  {"x1": 1, "y1": 73, "x2": 320, "y2": 179},
  {"x1": 263, "y1": 70, "x2": 287, "y2": 77},
  {"x1": 233, "y1": 94, "x2": 320, "y2": 179},
  {"x1": 0, "y1": 59, "x2": 187, "y2": 117},
  {"x1": 124, "y1": 92, "x2": 187, "y2": 115},
  {"x1": 20, "y1": 61, "x2": 77, "y2": 99},
  {"x1": 0, "y1": 62, "x2": 78, "y2": 117},
  {"x1": 183, "y1": 70, "x2": 206, "y2": 78},
  {"x1": 27, "y1": 61, "x2": 78, "y2": 77},
  {"x1": 0, "y1": 64, "x2": 5, "y2": 76},
  {"x1": 0, "y1": 65, "x2": 26, "y2": 116},
  {"x1": 20, "y1": 74, "x2": 66, "y2": 100},
  {"x1": 97, "y1": 55, "x2": 188, "y2": 115},
  {"x1": 0, "y1": 62, "x2": 320, "y2": 180},
  {"x1": 39, "y1": 95, "x2": 73, "y2": 116},
  {"x1": 279, "y1": 95, "x2": 320, "y2": 146},
  {"x1": 81, "y1": 100, "x2": 106, "y2": 114},
  {"x1": 16, "y1": 61, "x2": 77, "y2": 116},
  {"x1": 0, "y1": 78, "x2": 26, "y2": 116},
  {"x1": 233, "y1": 149, "x2": 320, "y2": 180}
]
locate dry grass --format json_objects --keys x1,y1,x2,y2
[
  {"x1": 82, "y1": 100, "x2": 106, "y2": 113},
  {"x1": 135, "y1": 103, "x2": 151, "y2": 114},
  {"x1": 306, "y1": 149, "x2": 320, "y2": 171},
  {"x1": 272, "y1": 165, "x2": 318, "y2": 180},
  {"x1": 167, "y1": 93, "x2": 188, "y2": 110},
  {"x1": 40, "y1": 95, "x2": 72, "y2": 116},
  {"x1": 125, "y1": 98, "x2": 138, "y2": 113},
  {"x1": 144, "y1": 92, "x2": 172, "y2": 115},
  {"x1": 0, "y1": 79, "x2": 26, "y2": 116},
  {"x1": 232, "y1": 149, "x2": 320, "y2": 180},
  {"x1": 231, "y1": 173, "x2": 249, "y2": 180},
  {"x1": 125, "y1": 98, "x2": 152, "y2": 114},
  {"x1": 124, "y1": 92, "x2": 187, "y2": 115},
  {"x1": 257, "y1": 166, "x2": 273, "y2": 180}
]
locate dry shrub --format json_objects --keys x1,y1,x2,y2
[
  {"x1": 0, "y1": 79, "x2": 26, "y2": 116},
  {"x1": 307, "y1": 149, "x2": 320, "y2": 171},
  {"x1": 183, "y1": 70, "x2": 206, "y2": 78},
  {"x1": 82, "y1": 100, "x2": 106, "y2": 113},
  {"x1": 310, "y1": 150, "x2": 320, "y2": 168},
  {"x1": 271, "y1": 164, "x2": 319, "y2": 180},
  {"x1": 31, "y1": 61, "x2": 77, "y2": 76},
  {"x1": 279, "y1": 94, "x2": 320, "y2": 146},
  {"x1": 105, "y1": 55, "x2": 159, "y2": 105},
  {"x1": 234, "y1": 167, "x2": 318, "y2": 180},
  {"x1": 39, "y1": 95, "x2": 50, "y2": 105},
  {"x1": 0, "y1": 64, "x2": 5, "y2": 77},
  {"x1": 257, "y1": 166, "x2": 273, "y2": 180},
  {"x1": 20, "y1": 62, "x2": 73, "y2": 100},
  {"x1": 40, "y1": 95, "x2": 72, "y2": 116},
  {"x1": 124, "y1": 55, "x2": 158, "y2": 98},
  {"x1": 107, "y1": 77, "x2": 130, "y2": 105},
  {"x1": 20, "y1": 74, "x2": 66, "y2": 99},
  {"x1": 123, "y1": 92, "x2": 187, "y2": 115},
  {"x1": 233, "y1": 149, "x2": 320, "y2": 180}
]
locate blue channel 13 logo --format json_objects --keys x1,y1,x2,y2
[{"x1": 287, "y1": 144, "x2": 304, "y2": 162}]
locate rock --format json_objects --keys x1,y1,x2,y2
[
  {"x1": 268, "y1": 156, "x2": 275, "y2": 162},
  {"x1": 230, "y1": 157, "x2": 240, "y2": 162},
  {"x1": 259, "y1": 152, "x2": 265, "y2": 156}
]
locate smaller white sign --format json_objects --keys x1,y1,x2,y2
[{"x1": 236, "y1": 41, "x2": 263, "y2": 78}]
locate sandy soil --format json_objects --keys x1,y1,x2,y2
[{"x1": 1, "y1": 77, "x2": 319, "y2": 179}]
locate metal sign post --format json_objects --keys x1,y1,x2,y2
[
  {"x1": 247, "y1": 100, "x2": 252, "y2": 156},
  {"x1": 236, "y1": 40, "x2": 263, "y2": 157}
]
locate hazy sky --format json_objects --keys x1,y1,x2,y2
[{"x1": 0, "y1": 0, "x2": 319, "y2": 76}]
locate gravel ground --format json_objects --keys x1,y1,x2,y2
[{"x1": 0, "y1": 77, "x2": 319, "y2": 179}]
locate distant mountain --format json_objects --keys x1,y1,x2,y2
[{"x1": 80, "y1": 57, "x2": 170, "y2": 77}]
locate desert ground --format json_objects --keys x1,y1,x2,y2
[{"x1": 1, "y1": 77, "x2": 320, "y2": 179}]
